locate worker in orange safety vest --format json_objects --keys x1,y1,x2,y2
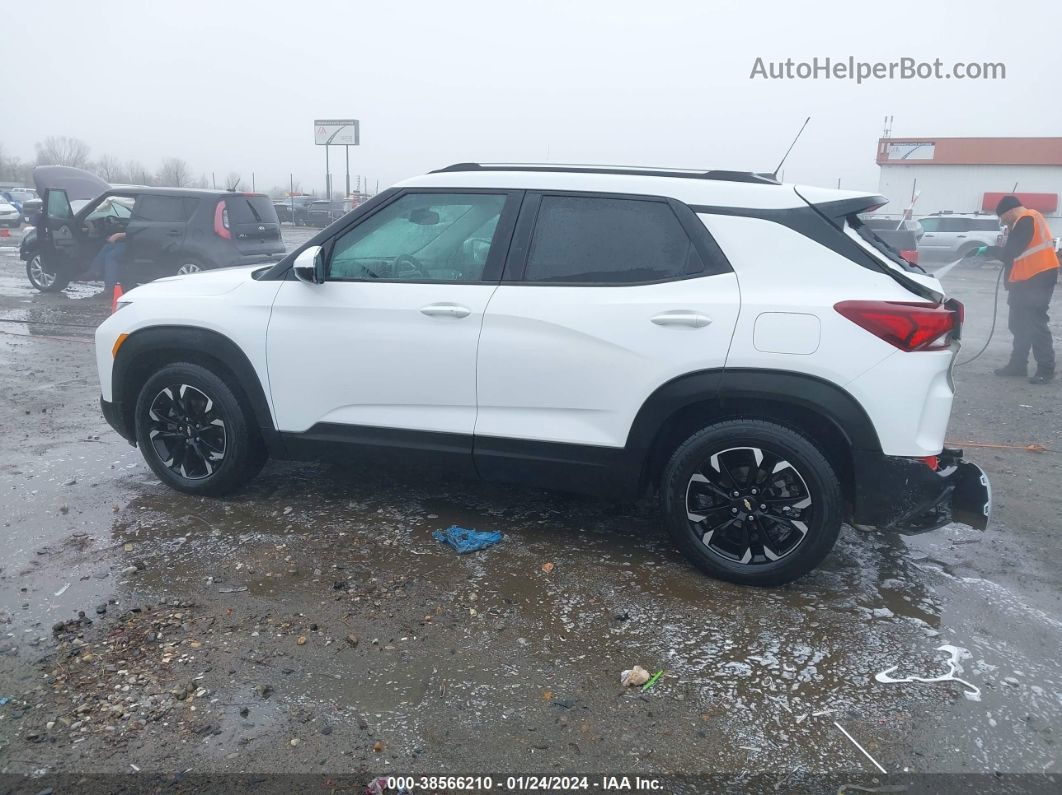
[{"x1": 976, "y1": 195, "x2": 1059, "y2": 384}]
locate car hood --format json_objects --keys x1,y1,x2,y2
[
  {"x1": 33, "y1": 165, "x2": 110, "y2": 202},
  {"x1": 124, "y1": 265, "x2": 265, "y2": 299}
]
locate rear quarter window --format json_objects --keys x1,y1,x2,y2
[
  {"x1": 133, "y1": 195, "x2": 198, "y2": 222},
  {"x1": 847, "y1": 215, "x2": 920, "y2": 272}
]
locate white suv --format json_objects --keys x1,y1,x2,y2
[{"x1": 94, "y1": 164, "x2": 991, "y2": 586}]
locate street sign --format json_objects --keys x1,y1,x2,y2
[{"x1": 314, "y1": 119, "x2": 360, "y2": 146}]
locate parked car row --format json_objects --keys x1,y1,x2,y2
[
  {"x1": 22, "y1": 166, "x2": 285, "y2": 292},
  {"x1": 272, "y1": 197, "x2": 366, "y2": 227},
  {"x1": 1, "y1": 187, "x2": 40, "y2": 227}
]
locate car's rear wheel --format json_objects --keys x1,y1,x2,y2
[
  {"x1": 660, "y1": 419, "x2": 842, "y2": 586},
  {"x1": 134, "y1": 363, "x2": 266, "y2": 496},
  {"x1": 26, "y1": 254, "x2": 69, "y2": 292}
]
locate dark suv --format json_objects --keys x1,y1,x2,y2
[{"x1": 24, "y1": 166, "x2": 285, "y2": 292}]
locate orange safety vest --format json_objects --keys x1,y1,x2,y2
[{"x1": 1009, "y1": 208, "x2": 1059, "y2": 283}]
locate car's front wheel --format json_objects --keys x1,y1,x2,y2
[
  {"x1": 134, "y1": 363, "x2": 266, "y2": 496},
  {"x1": 660, "y1": 419, "x2": 842, "y2": 586},
  {"x1": 26, "y1": 254, "x2": 70, "y2": 292},
  {"x1": 175, "y1": 260, "x2": 203, "y2": 276}
]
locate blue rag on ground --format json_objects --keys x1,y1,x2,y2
[{"x1": 432, "y1": 525, "x2": 503, "y2": 554}]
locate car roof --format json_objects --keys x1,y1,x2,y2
[{"x1": 396, "y1": 163, "x2": 876, "y2": 211}]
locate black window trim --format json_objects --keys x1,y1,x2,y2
[
  {"x1": 502, "y1": 189, "x2": 734, "y2": 287},
  {"x1": 322, "y1": 187, "x2": 524, "y2": 286}
]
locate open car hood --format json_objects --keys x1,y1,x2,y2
[{"x1": 32, "y1": 166, "x2": 110, "y2": 203}]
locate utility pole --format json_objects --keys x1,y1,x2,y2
[{"x1": 345, "y1": 145, "x2": 350, "y2": 197}]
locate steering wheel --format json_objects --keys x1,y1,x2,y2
[{"x1": 392, "y1": 254, "x2": 425, "y2": 279}]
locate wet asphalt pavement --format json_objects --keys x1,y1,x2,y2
[{"x1": 0, "y1": 229, "x2": 1059, "y2": 790}]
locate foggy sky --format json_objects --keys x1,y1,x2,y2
[{"x1": 7, "y1": 0, "x2": 1061, "y2": 197}]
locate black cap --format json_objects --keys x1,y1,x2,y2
[{"x1": 995, "y1": 195, "x2": 1022, "y2": 216}]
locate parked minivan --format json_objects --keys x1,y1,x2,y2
[{"x1": 24, "y1": 166, "x2": 285, "y2": 292}]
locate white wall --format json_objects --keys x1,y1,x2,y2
[{"x1": 877, "y1": 164, "x2": 1062, "y2": 220}]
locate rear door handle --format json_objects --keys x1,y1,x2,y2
[
  {"x1": 956, "y1": 234, "x2": 967, "y2": 239},
  {"x1": 420, "y1": 303, "x2": 471, "y2": 319},
  {"x1": 651, "y1": 311, "x2": 712, "y2": 328}
]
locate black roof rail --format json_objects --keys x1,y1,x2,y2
[{"x1": 429, "y1": 162, "x2": 781, "y2": 185}]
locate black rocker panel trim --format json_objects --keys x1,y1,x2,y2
[
  {"x1": 472, "y1": 435, "x2": 626, "y2": 496},
  {"x1": 112, "y1": 326, "x2": 277, "y2": 447},
  {"x1": 274, "y1": 369, "x2": 880, "y2": 501},
  {"x1": 280, "y1": 423, "x2": 478, "y2": 478}
]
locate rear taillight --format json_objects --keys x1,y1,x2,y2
[
  {"x1": 900, "y1": 249, "x2": 919, "y2": 265},
  {"x1": 834, "y1": 300, "x2": 958, "y2": 352},
  {"x1": 214, "y1": 200, "x2": 231, "y2": 239}
]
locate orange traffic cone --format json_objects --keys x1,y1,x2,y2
[{"x1": 111, "y1": 282, "x2": 124, "y2": 313}]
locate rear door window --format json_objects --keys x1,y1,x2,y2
[
  {"x1": 969, "y1": 218, "x2": 1001, "y2": 231},
  {"x1": 523, "y1": 195, "x2": 703, "y2": 283}
]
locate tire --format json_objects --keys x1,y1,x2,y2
[
  {"x1": 175, "y1": 260, "x2": 203, "y2": 276},
  {"x1": 660, "y1": 419, "x2": 842, "y2": 587},
  {"x1": 134, "y1": 362, "x2": 266, "y2": 497},
  {"x1": 26, "y1": 254, "x2": 70, "y2": 292}
]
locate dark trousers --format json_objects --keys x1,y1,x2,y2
[{"x1": 1007, "y1": 270, "x2": 1057, "y2": 374}]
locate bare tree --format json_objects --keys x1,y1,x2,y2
[
  {"x1": 224, "y1": 172, "x2": 242, "y2": 191},
  {"x1": 0, "y1": 145, "x2": 21, "y2": 182},
  {"x1": 95, "y1": 154, "x2": 124, "y2": 183},
  {"x1": 125, "y1": 160, "x2": 154, "y2": 186},
  {"x1": 157, "y1": 157, "x2": 192, "y2": 188},
  {"x1": 191, "y1": 174, "x2": 209, "y2": 189},
  {"x1": 35, "y1": 136, "x2": 91, "y2": 168}
]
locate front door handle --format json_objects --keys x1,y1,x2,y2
[
  {"x1": 651, "y1": 311, "x2": 712, "y2": 328},
  {"x1": 420, "y1": 303, "x2": 471, "y2": 319}
]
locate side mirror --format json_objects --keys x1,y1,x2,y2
[{"x1": 293, "y1": 244, "x2": 325, "y2": 284}]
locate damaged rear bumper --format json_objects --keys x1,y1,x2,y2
[{"x1": 852, "y1": 448, "x2": 991, "y2": 533}]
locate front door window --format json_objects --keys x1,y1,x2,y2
[{"x1": 329, "y1": 193, "x2": 507, "y2": 282}]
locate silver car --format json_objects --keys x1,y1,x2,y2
[{"x1": 918, "y1": 213, "x2": 1001, "y2": 260}]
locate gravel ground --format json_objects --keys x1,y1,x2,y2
[{"x1": 0, "y1": 228, "x2": 1059, "y2": 791}]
